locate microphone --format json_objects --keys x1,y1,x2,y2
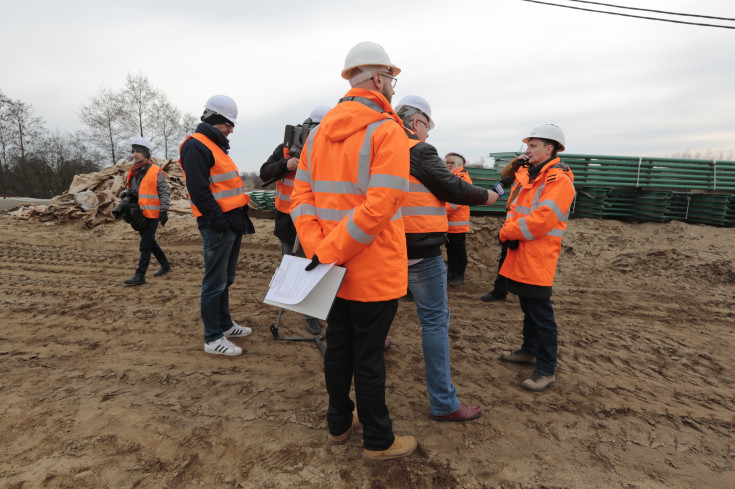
[{"x1": 492, "y1": 176, "x2": 514, "y2": 196}]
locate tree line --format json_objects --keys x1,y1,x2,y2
[{"x1": 0, "y1": 74, "x2": 196, "y2": 199}]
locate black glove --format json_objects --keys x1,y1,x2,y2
[
  {"x1": 159, "y1": 211, "x2": 168, "y2": 227},
  {"x1": 209, "y1": 214, "x2": 230, "y2": 233},
  {"x1": 498, "y1": 231, "x2": 519, "y2": 250},
  {"x1": 305, "y1": 254, "x2": 321, "y2": 271}
]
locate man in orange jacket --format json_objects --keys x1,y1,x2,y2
[
  {"x1": 444, "y1": 152, "x2": 472, "y2": 287},
  {"x1": 290, "y1": 41, "x2": 416, "y2": 460},
  {"x1": 499, "y1": 124, "x2": 575, "y2": 392}
]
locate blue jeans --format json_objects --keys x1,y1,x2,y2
[
  {"x1": 407, "y1": 255, "x2": 460, "y2": 416},
  {"x1": 518, "y1": 296, "x2": 558, "y2": 375},
  {"x1": 199, "y1": 225, "x2": 241, "y2": 343},
  {"x1": 135, "y1": 219, "x2": 168, "y2": 276}
]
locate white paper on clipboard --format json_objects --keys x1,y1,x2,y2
[{"x1": 263, "y1": 255, "x2": 346, "y2": 320}]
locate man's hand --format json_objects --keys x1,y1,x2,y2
[
  {"x1": 209, "y1": 214, "x2": 230, "y2": 233},
  {"x1": 498, "y1": 230, "x2": 519, "y2": 249},
  {"x1": 305, "y1": 254, "x2": 321, "y2": 271},
  {"x1": 159, "y1": 211, "x2": 168, "y2": 227},
  {"x1": 286, "y1": 157, "x2": 299, "y2": 172}
]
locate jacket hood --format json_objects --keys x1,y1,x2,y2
[{"x1": 318, "y1": 88, "x2": 403, "y2": 143}]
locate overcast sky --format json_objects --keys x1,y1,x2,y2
[{"x1": 3, "y1": 0, "x2": 734, "y2": 173}]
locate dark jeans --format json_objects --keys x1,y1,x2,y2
[
  {"x1": 325, "y1": 298, "x2": 397, "y2": 451},
  {"x1": 136, "y1": 219, "x2": 168, "y2": 276},
  {"x1": 199, "y1": 225, "x2": 242, "y2": 343},
  {"x1": 491, "y1": 243, "x2": 509, "y2": 297},
  {"x1": 445, "y1": 232, "x2": 467, "y2": 277},
  {"x1": 518, "y1": 296, "x2": 558, "y2": 376}
]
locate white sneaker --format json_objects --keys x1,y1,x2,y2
[
  {"x1": 224, "y1": 321, "x2": 252, "y2": 338},
  {"x1": 204, "y1": 337, "x2": 243, "y2": 356}
]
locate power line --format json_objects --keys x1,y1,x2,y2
[
  {"x1": 568, "y1": 0, "x2": 735, "y2": 21},
  {"x1": 520, "y1": 0, "x2": 735, "y2": 29}
]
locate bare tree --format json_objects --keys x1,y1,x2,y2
[
  {"x1": 79, "y1": 88, "x2": 129, "y2": 164},
  {"x1": 151, "y1": 99, "x2": 182, "y2": 159},
  {"x1": 122, "y1": 73, "x2": 158, "y2": 139}
]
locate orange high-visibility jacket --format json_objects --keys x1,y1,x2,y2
[
  {"x1": 290, "y1": 88, "x2": 410, "y2": 302},
  {"x1": 126, "y1": 164, "x2": 165, "y2": 219},
  {"x1": 499, "y1": 157, "x2": 575, "y2": 286},
  {"x1": 402, "y1": 139, "x2": 448, "y2": 235},
  {"x1": 446, "y1": 167, "x2": 472, "y2": 233},
  {"x1": 179, "y1": 133, "x2": 250, "y2": 217},
  {"x1": 275, "y1": 147, "x2": 296, "y2": 214}
]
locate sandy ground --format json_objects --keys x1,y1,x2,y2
[{"x1": 1, "y1": 213, "x2": 733, "y2": 489}]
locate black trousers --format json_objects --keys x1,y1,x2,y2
[
  {"x1": 325, "y1": 297, "x2": 397, "y2": 450},
  {"x1": 492, "y1": 243, "x2": 509, "y2": 297},
  {"x1": 135, "y1": 219, "x2": 168, "y2": 276},
  {"x1": 445, "y1": 232, "x2": 467, "y2": 277}
]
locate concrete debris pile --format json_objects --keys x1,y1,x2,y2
[{"x1": 7, "y1": 158, "x2": 193, "y2": 228}]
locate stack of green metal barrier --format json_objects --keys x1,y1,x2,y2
[
  {"x1": 467, "y1": 153, "x2": 735, "y2": 226},
  {"x1": 246, "y1": 190, "x2": 276, "y2": 211}
]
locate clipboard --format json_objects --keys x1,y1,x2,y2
[{"x1": 263, "y1": 255, "x2": 346, "y2": 320}]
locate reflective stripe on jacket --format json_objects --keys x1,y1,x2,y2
[
  {"x1": 275, "y1": 147, "x2": 296, "y2": 213},
  {"x1": 446, "y1": 167, "x2": 472, "y2": 233},
  {"x1": 127, "y1": 164, "x2": 164, "y2": 219},
  {"x1": 499, "y1": 157, "x2": 575, "y2": 286},
  {"x1": 402, "y1": 140, "x2": 447, "y2": 235},
  {"x1": 179, "y1": 133, "x2": 250, "y2": 217},
  {"x1": 290, "y1": 88, "x2": 410, "y2": 301}
]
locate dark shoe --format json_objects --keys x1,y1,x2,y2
[
  {"x1": 448, "y1": 274, "x2": 465, "y2": 287},
  {"x1": 153, "y1": 263, "x2": 171, "y2": 277},
  {"x1": 522, "y1": 370, "x2": 556, "y2": 392},
  {"x1": 500, "y1": 349, "x2": 536, "y2": 365},
  {"x1": 384, "y1": 338, "x2": 391, "y2": 352},
  {"x1": 327, "y1": 413, "x2": 361, "y2": 445},
  {"x1": 124, "y1": 274, "x2": 145, "y2": 286},
  {"x1": 481, "y1": 291, "x2": 506, "y2": 302},
  {"x1": 305, "y1": 318, "x2": 321, "y2": 335},
  {"x1": 430, "y1": 402, "x2": 482, "y2": 422}
]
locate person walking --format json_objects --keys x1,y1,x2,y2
[
  {"x1": 290, "y1": 41, "x2": 416, "y2": 460},
  {"x1": 179, "y1": 95, "x2": 255, "y2": 357},
  {"x1": 118, "y1": 137, "x2": 171, "y2": 286},
  {"x1": 259, "y1": 106, "x2": 330, "y2": 335},
  {"x1": 499, "y1": 124, "x2": 574, "y2": 392},
  {"x1": 395, "y1": 95, "x2": 506, "y2": 422}
]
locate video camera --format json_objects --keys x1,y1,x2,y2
[{"x1": 283, "y1": 117, "x2": 320, "y2": 159}]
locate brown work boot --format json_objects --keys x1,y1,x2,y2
[
  {"x1": 521, "y1": 370, "x2": 556, "y2": 392},
  {"x1": 327, "y1": 413, "x2": 361, "y2": 445},
  {"x1": 500, "y1": 349, "x2": 536, "y2": 365},
  {"x1": 362, "y1": 435, "x2": 417, "y2": 461}
]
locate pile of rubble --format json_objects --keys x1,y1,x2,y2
[{"x1": 6, "y1": 158, "x2": 193, "y2": 228}]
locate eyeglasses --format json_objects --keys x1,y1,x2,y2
[{"x1": 371, "y1": 72, "x2": 398, "y2": 89}]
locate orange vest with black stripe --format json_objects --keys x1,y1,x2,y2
[
  {"x1": 179, "y1": 133, "x2": 250, "y2": 217},
  {"x1": 499, "y1": 157, "x2": 575, "y2": 286},
  {"x1": 290, "y1": 88, "x2": 410, "y2": 302},
  {"x1": 275, "y1": 147, "x2": 296, "y2": 214},
  {"x1": 446, "y1": 167, "x2": 472, "y2": 233},
  {"x1": 126, "y1": 164, "x2": 164, "y2": 218},
  {"x1": 402, "y1": 139, "x2": 448, "y2": 234}
]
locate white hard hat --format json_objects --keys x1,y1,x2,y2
[
  {"x1": 445, "y1": 151, "x2": 467, "y2": 165},
  {"x1": 341, "y1": 41, "x2": 401, "y2": 80},
  {"x1": 131, "y1": 136, "x2": 152, "y2": 151},
  {"x1": 204, "y1": 94, "x2": 238, "y2": 125},
  {"x1": 394, "y1": 95, "x2": 435, "y2": 130},
  {"x1": 309, "y1": 105, "x2": 331, "y2": 123},
  {"x1": 523, "y1": 124, "x2": 565, "y2": 152}
]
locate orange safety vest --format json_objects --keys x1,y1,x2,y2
[
  {"x1": 446, "y1": 167, "x2": 472, "y2": 233},
  {"x1": 402, "y1": 139, "x2": 448, "y2": 234},
  {"x1": 179, "y1": 133, "x2": 250, "y2": 217},
  {"x1": 126, "y1": 164, "x2": 164, "y2": 219},
  {"x1": 499, "y1": 157, "x2": 575, "y2": 286},
  {"x1": 275, "y1": 147, "x2": 296, "y2": 214},
  {"x1": 290, "y1": 88, "x2": 410, "y2": 302}
]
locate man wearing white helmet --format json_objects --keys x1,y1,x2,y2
[
  {"x1": 395, "y1": 94, "x2": 507, "y2": 422},
  {"x1": 259, "y1": 106, "x2": 331, "y2": 335},
  {"x1": 115, "y1": 137, "x2": 171, "y2": 286},
  {"x1": 444, "y1": 151, "x2": 473, "y2": 287},
  {"x1": 179, "y1": 95, "x2": 255, "y2": 357},
  {"x1": 498, "y1": 124, "x2": 575, "y2": 392},
  {"x1": 290, "y1": 41, "x2": 416, "y2": 460}
]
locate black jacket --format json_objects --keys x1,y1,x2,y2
[
  {"x1": 180, "y1": 122, "x2": 254, "y2": 234},
  {"x1": 259, "y1": 143, "x2": 296, "y2": 245},
  {"x1": 406, "y1": 134, "x2": 489, "y2": 259}
]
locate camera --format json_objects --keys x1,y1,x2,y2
[
  {"x1": 112, "y1": 189, "x2": 148, "y2": 231},
  {"x1": 283, "y1": 117, "x2": 320, "y2": 159}
]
